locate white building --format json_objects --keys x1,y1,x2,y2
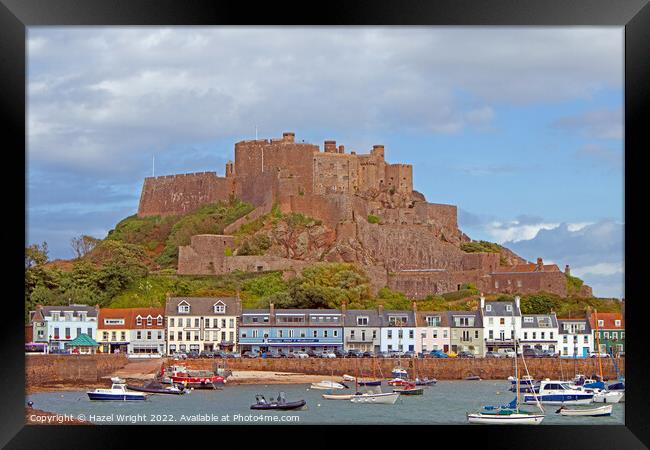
[
  {"x1": 165, "y1": 296, "x2": 241, "y2": 354},
  {"x1": 518, "y1": 313, "x2": 559, "y2": 354},
  {"x1": 30, "y1": 304, "x2": 99, "y2": 352},
  {"x1": 480, "y1": 296, "x2": 522, "y2": 353},
  {"x1": 557, "y1": 318, "x2": 593, "y2": 358},
  {"x1": 380, "y1": 305, "x2": 417, "y2": 353}
]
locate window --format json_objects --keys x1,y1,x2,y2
[
  {"x1": 516, "y1": 280, "x2": 522, "y2": 288},
  {"x1": 170, "y1": 318, "x2": 175, "y2": 327},
  {"x1": 229, "y1": 318, "x2": 234, "y2": 328},
  {"x1": 612, "y1": 332, "x2": 618, "y2": 339},
  {"x1": 214, "y1": 302, "x2": 226, "y2": 314},
  {"x1": 194, "y1": 318, "x2": 200, "y2": 328},
  {"x1": 194, "y1": 332, "x2": 199, "y2": 341},
  {"x1": 524, "y1": 332, "x2": 528, "y2": 340},
  {"x1": 313, "y1": 330, "x2": 318, "y2": 337},
  {"x1": 398, "y1": 330, "x2": 403, "y2": 339},
  {"x1": 147, "y1": 331, "x2": 152, "y2": 340},
  {"x1": 147, "y1": 316, "x2": 152, "y2": 326},
  {"x1": 300, "y1": 330, "x2": 306, "y2": 338},
  {"x1": 278, "y1": 330, "x2": 284, "y2": 338},
  {"x1": 614, "y1": 320, "x2": 621, "y2": 327},
  {"x1": 488, "y1": 318, "x2": 494, "y2": 325},
  {"x1": 598, "y1": 320, "x2": 604, "y2": 327},
  {"x1": 169, "y1": 332, "x2": 174, "y2": 341},
  {"x1": 408, "y1": 330, "x2": 414, "y2": 339},
  {"x1": 550, "y1": 332, "x2": 554, "y2": 339},
  {"x1": 489, "y1": 330, "x2": 493, "y2": 339},
  {"x1": 252, "y1": 330, "x2": 258, "y2": 338},
  {"x1": 177, "y1": 331, "x2": 182, "y2": 340},
  {"x1": 532, "y1": 332, "x2": 536, "y2": 339},
  {"x1": 121, "y1": 331, "x2": 126, "y2": 341},
  {"x1": 541, "y1": 332, "x2": 545, "y2": 339},
  {"x1": 506, "y1": 305, "x2": 512, "y2": 312},
  {"x1": 111, "y1": 331, "x2": 116, "y2": 341},
  {"x1": 604, "y1": 332, "x2": 609, "y2": 339},
  {"x1": 178, "y1": 304, "x2": 190, "y2": 314},
  {"x1": 103, "y1": 331, "x2": 109, "y2": 340},
  {"x1": 486, "y1": 305, "x2": 492, "y2": 312},
  {"x1": 157, "y1": 316, "x2": 163, "y2": 326},
  {"x1": 87, "y1": 328, "x2": 93, "y2": 338},
  {"x1": 186, "y1": 332, "x2": 191, "y2": 341},
  {"x1": 426, "y1": 316, "x2": 440, "y2": 327},
  {"x1": 432, "y1": 330, "x2": 438, "y2": 339},
  {"x1": 443, "y1": 330, "x2": 448, "y2": 338},
  {"x1": 584, "y1": 335, "x2": 589, "y2": 343},
  {"x1": 524, "y1": 317, "x2": 534, "y2": 323},
  {"x1": 221, "y1": 319, "x2": 226, "y2": 328},
  {"x1": 387, "y1": 330, "x2": 393, "y2": 339},
  {"x1": 474, "y1": 330, "x2": 479, "y2": 339},
  {"x1": 52, "y1": 312, "x2": 60, "y2": 321},
  {"x1": 333, "y1": 330, "x2": 338, "y2": 337},
  {"x1": 221, "y1": 331, "x2": 226, "y2": 341},
  {"x1": 324, "y1": 330, "x2": 329, "y2": 338},
  {"x1": 499, "y1": 318, "x2": 505, "y2": 325},
  {"x1": 186, "y1": 318, "x2": 191, "y2": 327},
  {"x1": 136, "y1": 316, "x2": 142, "y2": 326},
  {"x1": 76, "y1": 327, "x2": 82, "y2": 337},
  {"x1": 357, "y1": 317, "x2": 369, "y2": 326},
  {"x1": 372, "y1": 330, "x2": 377, "y2": 339},
  {"x1": 288, "y1": 330, "x2": 294, "y2": 338}
]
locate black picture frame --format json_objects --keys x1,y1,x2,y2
[{"x1": 2, "y1": 0, "x2": 647, "y2": 448}]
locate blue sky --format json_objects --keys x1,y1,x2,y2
[{"x1": 26, "y1": 27, "x2": 624, "y2": 298}]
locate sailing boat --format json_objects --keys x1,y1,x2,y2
[
  {"x1": 413, "y1": 354, "x2": 437, "y2": 386},
  {"x1": 467, "y1": 308, "x2": 545, "y2": 424},
  {"x1": 350, "y1": 357, "x2": 400, "y2": 404}
]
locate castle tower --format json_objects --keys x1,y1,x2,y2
[
  {"x1": 225, "y1": 160, "x2": 234, "y2": 177},
  {"x1": 282, "y1": 132, "x2": 295, "y2": 143},
  {"x1": 324, "y1": 140, "x2": 337, "y2": 153}
]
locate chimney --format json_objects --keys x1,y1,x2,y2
[
  {"x1": 378, "y1": 304, "x2": 384, "y2": 316},
  {"x1": 565, "y1": 264, "x2": 571, "y2": 276},
  {"x1": 282, "y1": 132, "x2": 295, "y2": 143},
  {"x1": 341, "y1": 300, "x2": 347, "y2": 315},
  {"x1": 338, "y1": 145, "x2": 345, "y2": 154},
  {"x1": 324, "y1": 140, "x2": 337, "y2": 153},
  {"x1": 480, "y1": 294, "x2": 485, "y2": 310},
  {"x1": 412, "y1": 301, "x2": 418, "y2": 314},
  {"x1": 514, "y1": 296, "x2": 520, "y2": 310},
  {"x1": 536, "y1": 257, "x2": 543, "y2": 271},
  {"x1": 269, "y1": 302, "x2": 275, "y2": 324}
]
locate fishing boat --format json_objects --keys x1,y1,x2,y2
[
  {"x1": 350, "y1": 392, "x2": 400, "y2": 404},
  {"x1": 556, "y1": 404, "x2": 613, "y2": 417},
  {"x1": 387, "y1": 377, "x2": 409, "y2": 386},
  {"x1": 87, "y1": 381, "x2": 148, "y2": 401},
  {"x1": 391, "y1": 367, "x2": 408, "y2": 378},
  {"x1": 251, "y1": 393, "x2": 306, "y2": 411},
  {"x1": 126, "y1": 380, "x2": 187, "y2": 395},
  {"x1": 467, "y1": 310, "x2": 545, "y2": 424},
  {"x1": 310, "y1": 381, "x2": 346, "y2": 390},
  {"x1": 392, "y1": 383, "x2": 424, "y2": 395},
  {"x1": 171, "y1": 372, "x2": 225, "y2": 389}
]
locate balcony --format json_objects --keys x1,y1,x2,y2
[{"x1": 346, "y1": 336, "x2": 375, "y2": 343}]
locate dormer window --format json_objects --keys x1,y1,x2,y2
[
  {"x1": 157, "y1": 316, "x2": 163, "y2": 326},
  {"x1": 506, "y1": 305, "x2": 512, "y2": 312},
  {"x1": 147, "y1": 315, "x2": 152, "y2": 326},
  {"x1": 598, "y1": 320, "x2": 604, "y2": 327},
  {"x1": 136, "y1": 315, "x2": 142, "y2": 326},
  {"x1": 486, "y1": 305, "x2": 492, "y2": 312},
  {"x1": 524, "y1": 317, "x2": 534, "y2": 323},
  {"x1": 178, "y1": 301, "x2": 190, "y2": 314},
  {"x1": 214, "y1": 301, "x2": 226, "y2": 314},
  {"x1": 357, "y1": 317, "x2": 369, "y2": 326},
  {"x1": 52, "y1": 312, "x2": 60, "y2": 321},
  {"x1": 614, "y1": 320, "x2": 621, "y2": 327}
]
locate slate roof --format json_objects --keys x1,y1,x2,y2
[
  {"x1": 382, "y1": 310, "x2": 416, "y2": 327},
  {"x1": 520, "y1": 314, "x2": 558, "y2": 328},
  {"x1": 39, "y1": 304, "x2": 98, "y2": 319},
  {"x1": 557, "y1": 318, "x2": 592, "y2": 335},
  {"x1": 482, "y1": 301, "x2": 521, "y2": 317},
  {"x1": 166, "y1": 297, "x2": 241, "y2": 316},
  {"x1": 343, "y1": 309, "x2": 382, "y2": 327},
  {"x1": 447, "y1": 310, "x2": 483, "y2": 328},
  {"x1": 415, "y1": 311, "x2": 450, "y2": 327}
]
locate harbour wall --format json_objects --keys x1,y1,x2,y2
[
  {"x1": 26, "y1": 354, "x2": 129, "y2": 386},
  {"x1": 186, "y1": 357, "x2": 624, "y2": 381}
]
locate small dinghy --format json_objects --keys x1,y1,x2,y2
[
  {"x1": 414, "y1": 377, "x2": 436, "y2": 386},
  {"x1": 392, "y1": 383, "x2": 424, "y2": 395},
  {"x1": 350, "y1": 392, "x2": 400, "y2": 404},
  {"x1": 358, "y1": 380, "x2": 382, "y2": 386},
  {"x1": 592, "y1": 390, "x2": 624, "y2": 403},
  {"x1": 342, "y1": 374, "x2": 356, "y2": 382},
  {"x1": 465, "y1": 375, "x2": 481, "y2": 381},
  {"x1": 556, "y1": 404, "x2": 613, "y2": 417},
  {"x1": 310, "y1": 381, "x2": 346, "y2": 390},
  {"x1": 251, "y1": 393, "x2": 306, "y2": 411}
]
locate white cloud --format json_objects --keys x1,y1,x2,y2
[
  {"x1": 572, "y1": 262, "x2": 624, "y2": 277},
  {"x1": 485, "y1": 220, "x2": 560, "y2": 243}
]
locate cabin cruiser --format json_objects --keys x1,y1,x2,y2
[
  {"x1": 523, "y1": 380, "x2": 594, "y2": 405},
  {"x1": 87, "y1": 382, "x2": 148, "y2": 401}
]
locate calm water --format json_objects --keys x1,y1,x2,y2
[{"x1": 27, "y1": 381, "x2": 624, "y2": 425}]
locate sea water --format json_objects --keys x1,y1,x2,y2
[{"x1": 26, "y1": 380, "x2": 624, "y2": 425}]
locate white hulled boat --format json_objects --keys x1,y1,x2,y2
[
  {"x1": 310, "y1": 381, "x2": 345, "y2": 390},
  {"x1": 350, "y1": 392, "x2": 400, "y2": 404},
  {"x1": 557, "y1": 404, "x2": 613, "y2": 417}
]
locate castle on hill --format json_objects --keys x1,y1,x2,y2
[{"x1": 137, "y1": 132, "x2": 592, "y2": 299}]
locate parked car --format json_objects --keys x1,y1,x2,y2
[
  {"x1": 522, "y1": 348, "x2": 543, "y2": 358},
  {"x1": 295, "y1": 352, "x2": 309, "y2": 359},
  {"x1": 589, "y1": 351, "x2": 611, "y2": 358},
  {"x1": 446, "y1": 351, "x2": 458, "y2": 358},
  {"x1": 277, "y1": 350, "x2": 291, "y2": 358},
  {"x1": 498, "y1": 348, "x2": 516, "y2": 358},
  {"x1": 321, "y1": 352, "x2": 336, "y2": 358},
  {"x1": 347, "y1": 349, "x2": 363, "y2": 358},
  {"x1": 230, "y1": 352, "x2": 241, "y2": 358},
  {"x1": 485, "y1": 351, "x2": 504, "y2": 358},
  {"x1": 172, "y1": 352, "x2": 187, "y2": 360},
  {"x1": 187, "y1": 350, "x2": 200, "y2": 359},
  {"x1": 200, "y1": 350, "x2": 215, "y2": 358},
  {"x1": 457, "y1": 351, "x2": 475, "y2": 358},
  {"x1": 333, "y1": 349, "x2": 347, "y2": 358},
  {"x1": 243, "y1": 351, "x2": 260, "y2": 358},
  {"x1": 306, "y1": 349, "x2": 319, "y2": 358},
  {"x1": 376, "y1": 351, "x2": 390, "y2": 358},
  {"x1": 390, "y1": 351, "x2": 405, "y2": 358},
  {"x1": 403, "y1": 351, "x2": 416, "y2": 358},
  {"x1": 428, "y1": 350, "x2": 449, "y2": 358},
  {"x1": 540, "y1": 350, "x2": 558, "y2": 358},
  {"x1": 362, "y1": 351, "x2": 375, "y2": 358},
  {"x1": 214, "y1": 350, "x2": 228, "y2": 358}
]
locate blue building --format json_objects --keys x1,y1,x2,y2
[{"x1": 239, "y1": 305, "x2": 344, "y2": 353}]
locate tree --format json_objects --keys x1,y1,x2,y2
[
  {"x1": 70, "y1": 235, "x2": 99, "y2": 259},
  {"x1": 25, "y1": 242, "x2": 49, "y2": 269}
]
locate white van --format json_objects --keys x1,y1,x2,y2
[{"x1": 498, "y1": 348, "x2": 516, "y2": 358}]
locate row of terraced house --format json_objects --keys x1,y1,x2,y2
[{"x1": 26, "y1": 296, "x2": 624, "y2": 358}]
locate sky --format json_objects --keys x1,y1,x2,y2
[{"x1": 26, "y1": 27, "x2": 624, "y2": 298}]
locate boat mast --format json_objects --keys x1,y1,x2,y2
[
  {"x1": 512, "y1": 308, "x2": 520, "y2": 412},
  {"x1": 593, "y1": 309, "x2": 604, "y2": 381}
]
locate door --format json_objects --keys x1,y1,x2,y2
[
  {"x1": 443, "y1": 345, "x2": 449, "y2": 352},
  {"x1": 582, "y1": 347, "x2": 588, "y2": 357}
]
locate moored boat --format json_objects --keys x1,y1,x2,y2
[
  {"x1": 523, "y1": 380, "x2": 594, "y2": 405},
  {"x1": 592, "y1": 390, "x2": 624, "y2": 403},
  {"x1": 310, "y1": 381, "x2": 346, "y2": 390},
  {"x1": 87, "y1": 382, "x2": 148, "y2": 401},
  {"x1": 251, "y1": 393, "x2": 306, "y2": 411},
  {"x1": 465, "y1": 375, "x2": 481, "y2": 381},
  {"x1": 467, "y1": 411, "x2": 545, "y2": 425},
  {"x1": 392, "y1": 383, "x2": 424, "y2": 395},
  {"x1": 358, "y1": 380, "x2": 382, "y2": 386},
  {"x1": 556, "y1": 404, "x2": 613, "y2": 417},
  {"x1": 414, "y1": 377, "x2": 436, "y2": 386},
  {"x1": 387, "y1": 377, "x2": 409, "y2": 386},
  {"x1": 350, "y1": 392, "x2": 400, "y2": 404},
  {"x1": 126, "y1": 381, "x2": 186, "y2": 395}
]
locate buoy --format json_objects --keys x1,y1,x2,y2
[{"x1": 317, "y1": 403, "x2": 321, "y2": 407}]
